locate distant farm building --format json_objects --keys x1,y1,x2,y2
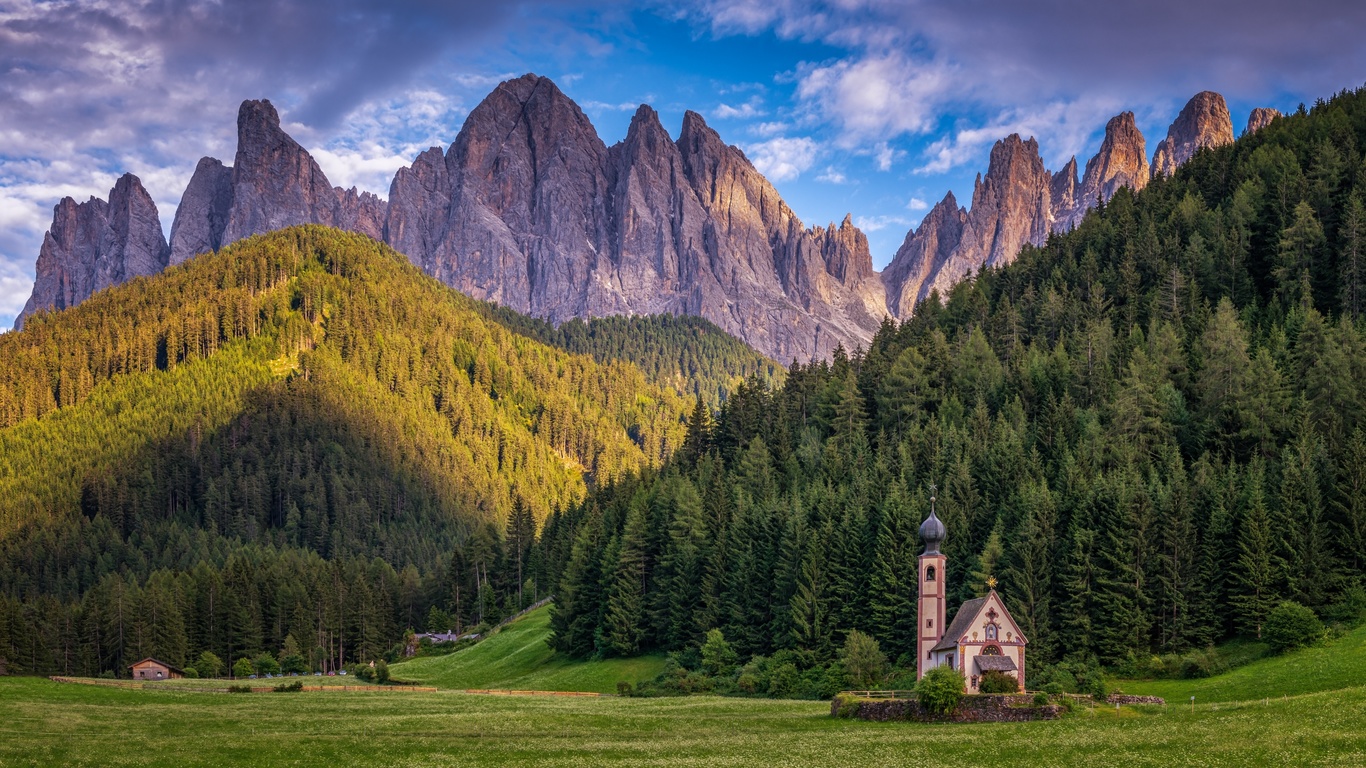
[{"x1": 129, "y1": 658, "x2": 185, "y2": 681}]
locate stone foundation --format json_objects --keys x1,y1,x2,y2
[
  {"x1": 1106, "y1": 694, "x2": 1165, "y2": 705},
  {"x1": 835, "y1": 694, "x2": 1061, "y2": 723}
]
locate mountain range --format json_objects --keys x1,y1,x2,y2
[{"x1": 15, "y1": 75, "x2": 1278, "y2": 361}]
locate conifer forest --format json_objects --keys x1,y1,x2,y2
[{"x1": 4, "y1": 87, "x2": 1366, "y2": 688}]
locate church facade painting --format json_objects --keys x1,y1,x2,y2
[{"x1": 915, "y1": 497, "x2": 1027, "y2": 692}]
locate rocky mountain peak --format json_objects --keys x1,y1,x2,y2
[
  {"x1": 882, "y1": 191, "x2": 966, "y2": 316},
  {"x1": 1245, "y1": 107, "x2": 1281, "y2": 136},
  {"x1": 169, "y1": 157, "x2": 233, "y2": 265},
  {"x1": 16, "y1": 173, "x2": 168, "y2": 329},
  {"x1": 1151, "y1": 91, "x2": 1234, "y2": 178},
  {"x1": 1053, "y1": 111, "x2": 1149, "y2": 231}
]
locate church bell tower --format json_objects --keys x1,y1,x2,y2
[{"x1": 917, "y1": 492, "x2": 947, "y2": 680}]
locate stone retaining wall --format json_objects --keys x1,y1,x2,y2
[
  {"x1": 1106, "y1": 694, "x2": 1165, "y2": 705},
  {"x1": 834, "y1": 694, "x2": 1061, "y2": 723}
]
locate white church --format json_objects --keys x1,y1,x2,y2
[{"x1": 915, "y1": 500, "x2": 1027, "y2": 692}]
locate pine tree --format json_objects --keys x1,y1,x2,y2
[
  {"x1": 1232, "y1": 463, "x2": 1282, "y2": 638},
  {"x1": 602, "y1": 498, "x2": 649, "y2": 656},
  {"x1": 1341, "y1": 193, "x2": 1366, "y2": 321},
  {"x1": 1275, "y1": 200, "x2": 1326, "y2": 308},
  {"x1": 868, "y1": 485, "x2": 922, "y2": 663}
]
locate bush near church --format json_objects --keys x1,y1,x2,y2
[
  {"x1": 917, "y1": 666, "x2": 965, "y2": 716},
  {"x1": 978, "y1": 670, "x2": 1019, "y2": 694}
]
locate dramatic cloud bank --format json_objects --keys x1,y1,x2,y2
[{"x1": 2, "y1": 0, "x2": 1361, "y2": 327}]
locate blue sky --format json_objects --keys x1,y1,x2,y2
[{"x1": 3, "y1": 0, "x2": 1365, "y2": 330}]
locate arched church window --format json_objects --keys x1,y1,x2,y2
[
  {"x1": 985, "y1": 623, "x2": 998, "y2": 641},
  {"x1": 982, "y1": 644, "x2": 1002, "y2": 656},
  {"x1": 926, "y1": 566, "x2": 936, "y2": 582}
]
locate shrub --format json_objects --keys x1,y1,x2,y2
[
  {"x1": 1042, "y1": 682, "x2": 1064, "y2": 695},
  {"x1": 840, "y1": 630, "x2": 888, "y2": 690},
  {"x1": 98, "y1": 670, "x2": 116, "y2": 680},
  {"x1": 195, "y1": 651, "x2": 224, "y2": 679},
  {"x1": 279, "y1": 653, "x2": 307, "y2": 675},
  {"x1": 353, "y1": 664, "x2": 376, "y2": 683},
  {"x1": 1265, "y1": 601, "x2": 1324, "y2": 654},
  {"x1": 616, "y1": 681, "x2": 633, "y2": 696},
  {"x1": 254, "y1": 654, "x2": 281, "y2": 677},
  {"x1": 374, "y1": 659, "x2": 390, "y2": 684},
  {"x1": 700, "y1": 629, "x2": 738, "y2": 677},
  {"x1": 767, "y1": 663, "x2": 800, "y2": 698},
  {"x1": 1323, "y1": 585, "x2": 1366, "y2": 628},
  {"x1": 978, "y1": 670, "x2": 1019, "y2": 694},
  {"x1": 1090, "y1": 674, "x2": 1108, "y2": 702},
  {"x1": 832, "y1": 692, "x2": 862, "y2": 718},
  {"x1": 1032, "y1": 691, "x2": 1050, "y2": 706},
  {"x1": 273, "y1": 681, "x2": 303, "y2": 692},
  {"x1": 227, "y1": 685, "x2": 252, "y2": 693},
  {"x1": 917, "y1": 666, "x2": 964, "y2": 716},
  {"x1": 183, "y1": 667, "x2": 199, "y2": 679},
  {"x1": 232, "y1": 658, "x2": 254, "y2": 679}
]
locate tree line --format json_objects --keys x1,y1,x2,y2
[{"x1": 541, "y1": 87, "x2": 1366, "y2": 679}]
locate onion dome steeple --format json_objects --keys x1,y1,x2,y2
[{"x1": 920, "y1": 488, "x2": 946, "y2": 554}]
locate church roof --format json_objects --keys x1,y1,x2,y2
[
  {"x1": 931, "y1": 596, "x2": 988, "y2": 652},
  {"x1": 974, "y1": 655, "x2": 1018, "y2": 673}
]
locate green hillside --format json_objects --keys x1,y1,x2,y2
[
  {"x1": 475, "y1": 306, "x2": 784, "y2": 408},
  {"x1": 1121, "y1": 624, "x2": 1366, "y2": 703},
  {"x1": 393, "y1": 606, "x2": 665, "y2": 693},
  {"x1": 0, "y1": 226, "x2": 693, "y2": 676}
]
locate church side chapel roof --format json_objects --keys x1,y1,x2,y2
[
  {"x1": 974, "y1": 655, "x2": 1018, "y2": 673},
  {"x1": 931, "y1": 596, "x2": 988, "y2": 652}
]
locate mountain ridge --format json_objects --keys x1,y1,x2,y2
[{"x1": 15, "y1": 77, "x2": 1269, "y2": 360}]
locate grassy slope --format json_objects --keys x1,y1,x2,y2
[
  {"x1": 1119, "y1": 624, "x2": 1366, "y2": 703},
  {"x1": 391, "y1": 606, "x2": 666, "y2": 693},
  {"x1": 1, "y1": 676, "x2": 1363, "y2": 767}
]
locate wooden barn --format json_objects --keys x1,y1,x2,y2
[{"x1": 129, "y1": 658, "x2": 185, "y2": 681}]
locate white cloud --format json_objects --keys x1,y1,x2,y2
[
  {"x1": 871, "y1": 141, "x2": 904, "y2": 171},
  {"x1": 713, "y1": 98, "x2": 766, "y2": 120},
  {"x1": 0, "y1": 256, "x2": 34, "y2": 325},
  {"x1": 855, "y1": 214, "x2": 910, "y2": 232},
  {"x1": 795, "y1": 52, "x2": 955, "y2": 145},
  {"x1": 742, "y1": 136, "x2": 819, "y2": 182},
  {"x1": 582, "y1": 100, "x2": 640, "y2": 112},
  {"x1": 914, "y1": 98, "x2": 1122, "y2": 174},
  {"x1": 748, "y1": 121, "x2": 789, "y2": 137},
  {"x1": 312, "y1": 146, "x2": 411, "y2": 198},
  {"x1": 817, "y1": 166, "x2": 847, "y2": 184},
  {"x1": 907, "y1": 197, "x2": 928, "y2": 211}
]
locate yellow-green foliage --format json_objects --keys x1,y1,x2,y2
[{"x1": 0, "y1": 226, "x2": 690, "y2": 542}]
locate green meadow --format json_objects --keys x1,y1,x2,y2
[
  {"x1": 4, "y1": 615, "x2": 1366, "y2": 766},
  {"x1": 2, "y1": 676, "x2": 1363, "y2": 767},
  {"x1": 391, "y1": 606, "x2": 667, "y2": 693}
]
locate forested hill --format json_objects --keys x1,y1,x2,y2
[
  {"x1": 0, "y1": 226, "x2": 692, "y2": 675},
  {"x1": 542, "y1": 87, "x2": 1366, "y2": 675},
  {"x1": 474, "y1": 306, "x2": 784, "y2": 408}
]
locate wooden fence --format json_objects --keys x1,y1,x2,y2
[
  {"x1": 462, "y1": 689, "x2": 610, "y2": 698},
  {"x1": 50, "y1": 676, "x2": 436, "y2": 693}
]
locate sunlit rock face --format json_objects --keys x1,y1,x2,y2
[
  {"x1": 17, "y1": 173, "x2": 168, "y2": 329},
  {"x1": 1151, "y1": 91, "x2": 1235, "y2": 178}
]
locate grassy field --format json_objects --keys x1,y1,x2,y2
[
  {"x1": 7, "y1": 613, "x2": 1365, "y2": 765},
  {"x1": 391, "y1": 606, "x2": 666, "y2": 693},
  {"x1": 1118, "y1": 623, "x2": 1366, "y2": 703},
  {"x1": 1, "y1": 676, "x2": 1363, "y2": 767}
]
